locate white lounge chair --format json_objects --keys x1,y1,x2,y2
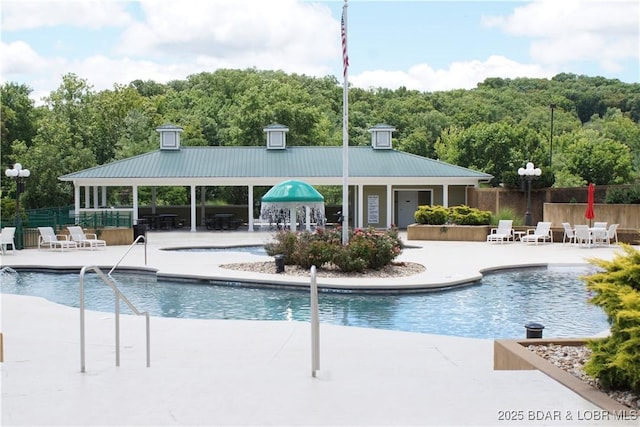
[
  {"x1": 67, "y1": 226, "x2": 107, "y2": 250},
  {"x1": 486, "y1": 220, "x2": 514, "y2": 244},
  {"x1": 0, "y1": 227, "x2": 16, "y2": 255},
  {"x1": 38, "y1": 227, "x2": 77, "y2": 251},
  {"x1": 561, "y1": 222, "x2": 575, "y2": 245},
  {"x1": 574, "y1": 224, "x2": 593, "y2": 247},
  {"x1": 520, "y1": 222, "x2": 553, "y2": 245}
]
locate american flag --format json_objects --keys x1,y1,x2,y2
[{"x1": 341, "y1": 11, "x2": 349, "y2": 79}]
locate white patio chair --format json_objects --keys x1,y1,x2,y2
[
  {"x1": 520, "y1": 222, "x2": 553, "y2": 245},
  {"x1": 604, "y1": 224, "x2": 619, "y2": 246},
  {"x1": 67, "y1": 226, "x2": 107, "y2": 250},
  {"x1": 486, "y1": 220, "x2": 514, "y2": 244},
  {"x1": 561, "y1": 222, "x2": 575, "y2": 245},
  {"x1": 38, "y1": 227, "x2": 77, "y2": 251},
  {"x1": 574, "y1": 225, "x2": 593, "y2": 248},
  {"x1": 0, "y1": 227, "x2": 16, "y2": 255}
]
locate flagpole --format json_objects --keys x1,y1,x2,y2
[{"x1": 341, "y1": 0, "x2": 349, "y2": 245}]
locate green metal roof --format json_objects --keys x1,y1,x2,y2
[{"x1": 60, "y1": 146, "x2": 492, "y2": 180}]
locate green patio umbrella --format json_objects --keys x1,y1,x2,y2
[{"x1": 261, "y1": 180, "x2": 325, "y2": 231}]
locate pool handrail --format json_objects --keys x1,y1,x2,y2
[
  {"x1": 310, "y1": 265, "x2": 320, "y2": 377},
  {"x1": 108, "y1": 234, "x2": 147, "y2": 277},
  {"x1": 79, "y1": 265, "x2": 150, "y2": 373}
]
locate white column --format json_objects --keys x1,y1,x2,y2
[
  {"x1": 200, "y1": 186, "x2": 206, "y2": 227},
  {"x1": 248, "y1": 185, "x2": 254, "y2": 232},
  {"x1": 93, "y1": 186, "x2": 99, "y2": 208},
  {"x1": 101, "y1": 186, "x2": 107, "y2": 207},
  {"x1": 84, "y1": 186, "x2": 90, "y2": 208},
  {"x1": 357, "y1": 184, "x2": 364, "y2": 228},
  {"x1": 305, "y1": 206, "x2": 311, "y2": 231},
  {"x1": 290, "y1": 207, "x2": 297, "y2": 232},
  {"x1": 442, "y1": 184, "x2": 449, "y2": 207},
  {"x1": 386, "y1": 185, "x2": 393, "y2": 228},
  {"x1": 190, "y1": 185, "x2": 196, "y2": 232},
  {"x1": 132, "y1": 185, "x2": 139, "y2": 224},
  {"x1": 151, "y1": 187, "x2": 157, "y2": 214},
  {"x1": 74, "y1": 185, "x2": 81, "y2": 224}
]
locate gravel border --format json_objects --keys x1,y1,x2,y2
[{"x1": 529, "y1": 344, "x2": 639, "y2": 409}]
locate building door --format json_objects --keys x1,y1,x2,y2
[{"x1": 396, "y1": 191, "x2": 420, "y2": 228}]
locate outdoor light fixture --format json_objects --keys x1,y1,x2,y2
[
  {"x1": 518, "y1": 162, "x2": 541, "y2": 226},
  {"x1": 5, "y1": 163, "x2": 30, "y2": 250}
]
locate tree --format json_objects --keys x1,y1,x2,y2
[
  {"x1": 435, "y1": 122, "x2": 545, "y2": 186},
  {"x1": 561, "y1": 129, "x2": 633, "y2": 185}
]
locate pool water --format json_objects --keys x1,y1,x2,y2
[{"x1": 0, "y1": 266, "x2": 608, "y2": 339}]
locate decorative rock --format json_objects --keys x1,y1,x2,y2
[{"x1": 528, "y1": 344, "x2": 639, "y2": 409}]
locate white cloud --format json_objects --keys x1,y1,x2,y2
[
  {"x1": 483, "y1": 0, "x2": 639, "y2": 70},
  {"x1": 115, "y1": 0, "x2": 337, "y2": 75},
  {"x1": 350, "y1": 56, "x2": 555, "y2": 92},
  {"x1": 1, "y1": 0, "x2": 133, "y2": 31},
  {"x1": 0, "y1": 41, "x2": 49, "y2": 74}
]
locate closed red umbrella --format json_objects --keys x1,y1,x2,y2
[{"x1": 585, "y1": 183, "x2": 595, "y2": 226}]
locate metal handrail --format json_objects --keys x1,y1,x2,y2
[
  {"x1": 79, "y1": 265, "x2": 150, "y2": 373},
  {"x1": 108, "y1": 234, "x2": 147, "y2": 276},
  {"x1": 310, "y1": 265, "x2": 320, "y2": 377}
]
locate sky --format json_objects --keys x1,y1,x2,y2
[{"x1": 1, "y1": 0, "x2": 638, "y2": 103}]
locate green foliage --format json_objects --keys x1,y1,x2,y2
[
  {"x1": 490, "y1": 208, "x2": 523, "y2": 226},
  {"x1": 264, "y1": 230, "x2": 298, "y2": 264},
  {"x1": 583, "y1": 245, "x2": 640, "y2": 392},
  {"x1": 414, "y1": 205, "x2": 490, "y2": 225},
  {"x1": 561, "y1": 129, "x2": 634, "y2": 185},
  {"x1": 3, "y1": 70, "x2": 640, "y2": 210},
  {"x1": 264, "y1": 227, "x2": 402, "y2": 273},
  {"x1": 605, "y1": 186, "x2": 640, "y2": 204},
  {"x1": 290, "y1": 230, "x2": 335, "y2": 270},
  {"x1": 449, "y1": 205, "x2": 491, "y2": 225},
  {"x1": 414, "y1": 205, "x2": 449, "y2": 225}
]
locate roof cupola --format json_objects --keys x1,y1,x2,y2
[
  {"x1": 156, "y1": 123, "x2": 183, "y2": 150},
  {"x1": 263, "y1": 123, "x2": 289, "y2": 150},
  {"x1": 368, "y1": 124, "x2": 395, "y2": 150}
]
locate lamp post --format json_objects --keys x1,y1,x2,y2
[
  {"x1": 549, "y1": 103, "x2": 556, "y2": 167},
  {"x1": 518, "y1": 162, "x2": 541, "y2": 226},
  {"x1": 5, "y1": 163, "x2": 30, "y2": 250}
]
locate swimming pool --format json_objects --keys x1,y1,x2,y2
[{"x1": 0, "y1": 266, "x2": 607, "y2": 339}]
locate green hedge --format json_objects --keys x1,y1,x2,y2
[{"x1": 414, "y1": 205, "x2": 491, "y2": 225}]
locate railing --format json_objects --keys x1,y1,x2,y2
[
  {"x1": 310, "y1": 265, "x2": 320, "y2": 377},
  {"x1": 76, "y1": 209, "x2": 133, "y2": 228},
  {"x1": 79, "y1": 265, "x2": 150, "y2": 373},
  {"x1": 108, "y1": 234, "x2": 147, "y2": 276}
]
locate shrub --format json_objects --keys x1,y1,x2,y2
[
  {"x1": 264, "y1": 230, "x2": 298, "y2": 264},
  {"x1": 490, "y1": 208, "x2": 522, "y2": 226},
  {"x1": 291, "y1": 231, "x2": 334, "y2": 269},
  {"x1": 414, "y1": 205, "x2": 449, "y2": 225},
  {"x1": 414, "y1": 205, "x2": 491, "y2": 225},
  {"x1": 265, "y1": 227, "x2": 402, "y2": 273},
  {"x1": 605, "y1": 186, "x2": 640, "y2": 204},
  {"x1": 582, "y1": 245, "x2": 640, "y2": 393},
  {"x1": 449, "y1": 205, "x2": 491, "y2": 225}
]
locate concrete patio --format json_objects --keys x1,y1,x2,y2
[{"x1": 1, "y1": 231, "x2": 637, "y2": 426}]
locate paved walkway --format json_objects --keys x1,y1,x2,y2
[{"x1": 1, "y1": 231, "x2": 637, "y2": 426}]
